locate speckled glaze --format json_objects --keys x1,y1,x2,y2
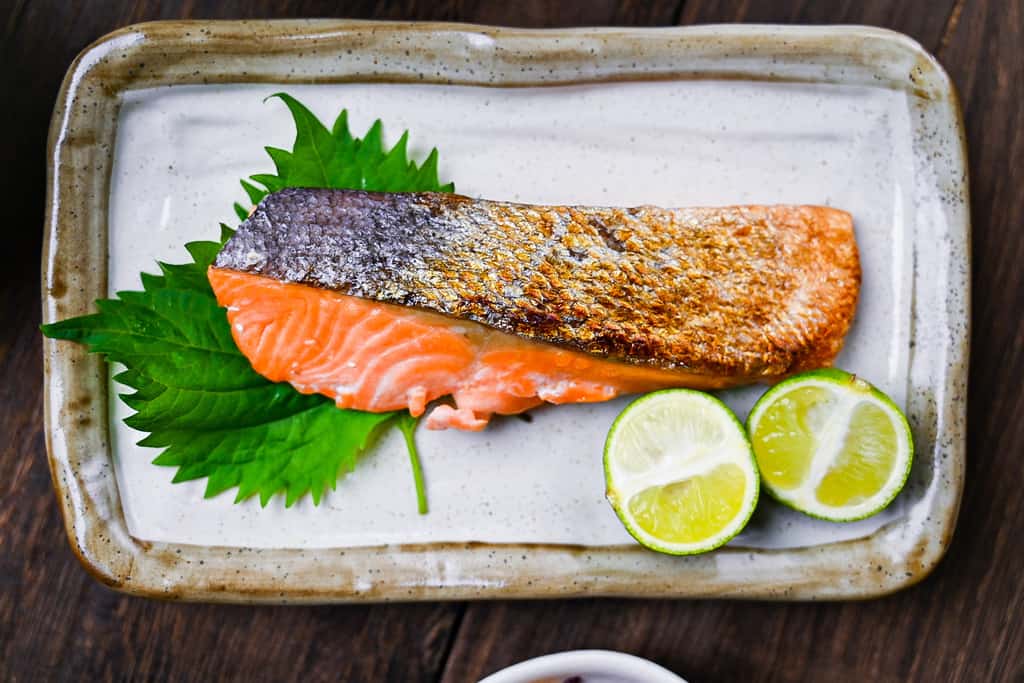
[{"x1": 42, "y1": 21, "x2": 969, "y2": 602}]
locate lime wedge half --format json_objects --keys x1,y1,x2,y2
[
  {"x1": 746, "y1": 368, "x2": 913, "y2": 522},
  {"x1": 604, "y1": 390, "x2": 759, "y2": 555}
]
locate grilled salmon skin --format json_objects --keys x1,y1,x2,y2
[{"x1": 209, "y1": 189, "x2": 859, "y2": 430}]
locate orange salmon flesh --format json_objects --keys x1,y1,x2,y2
[{"x1": 208, "y1": 268, "x2": 757, "y2": 430}]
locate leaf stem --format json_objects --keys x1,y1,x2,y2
[{"x1": 397, "y1": 414, "x2": 428, "y2": 514}]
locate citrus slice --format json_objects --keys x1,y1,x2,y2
[
  {"x1": 604, "y1": 389, "x2": 759, "y2": 555},
  {"x1": 746, "y1": 368, "x2": 913, "y2": 522}
]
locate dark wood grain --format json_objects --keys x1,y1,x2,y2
[
  {"x1": 2, "y1": 0, "x2": 1022, "y2": 681},
  {"x1": 679, "y1": 0, "x2": 959, "y2": 48}
]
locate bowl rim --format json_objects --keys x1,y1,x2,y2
[{"x1": 477, "y1": 649, "x2": 687, "y2": 683}]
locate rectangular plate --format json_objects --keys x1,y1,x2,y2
[{"x1": 43, "y1": 21, "x2": 969, "y2": 602}]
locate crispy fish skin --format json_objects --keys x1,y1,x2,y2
[{"x1": 214, "y1": 188, "x2": 859, "y2": 379}]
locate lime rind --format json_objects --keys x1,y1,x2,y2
[
  {"x1": 746, "y1": 369, "x2": 914, "y2": 523},
  {"x1": 604, "y1": 389, "x2": 760, "y2": 555}
]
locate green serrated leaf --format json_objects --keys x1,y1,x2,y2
[
  {"x1": 331, "y1": 109, "x2": 352, "y2": 143},
  {"x1": 264, "y1": 147, "x2": 293, "y2": 178},
  {"x1": 157, "y1": 261, "x2": 210, "y2": 292},
  {"x1": 240, "y1": 178, "x2": 266, "y2": 206},
  {"x1": 154, "y1": 402, "x2": 392, "y2": 507},
  {"x1": 239, "y1": 96, "x2": 454, "y2": 209},
  {"x1": 185, "y1": 239, "x2": 222, "y2": 268},
  {"x1": 250, "y1": 173, "x2": 286, "y2": 193},
  {"x1": 140, "y1": 271, "x2": 165, "y2": 291},
  {"x1": 43, "y1": 93, "x2": 455, "y2": 509}
]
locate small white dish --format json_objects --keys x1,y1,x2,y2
[{"x1": 478, "y1": 650, "x2": 686, "y2": 683}]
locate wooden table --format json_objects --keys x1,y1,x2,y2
[{"x1": 2, "y1": 1, "x2": 1021, "y2": 680}]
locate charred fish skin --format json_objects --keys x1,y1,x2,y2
[{"x1": 214, "y1": 188, "x2": 860, "y2": 378}]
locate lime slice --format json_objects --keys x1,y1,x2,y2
[
  {"x1": 604, "y1": 390, "x2": 759, "y2": 555},
  {"x1": 746, "y1": 368, "x2": 913, "y2": 522}
]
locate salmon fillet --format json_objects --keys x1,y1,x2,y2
[{"x1": 210, "y1": 189, "x2": 859, "y2": 430}]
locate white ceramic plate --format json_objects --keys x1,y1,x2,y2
[{"x1": 43, "y1": 21, "x2": 968, "y2": 601}]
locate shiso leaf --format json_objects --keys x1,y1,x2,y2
[{"x1": 42, "y1": 95, "x2": 453, "y2": 508}]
